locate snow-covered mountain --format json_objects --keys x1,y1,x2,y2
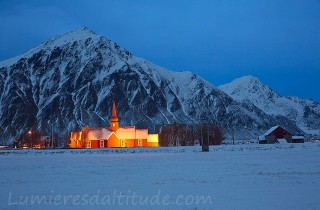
[
  {"x1": 0, "y1": 27, "x2": 302, "y2": 144},
  {"x1": 219, "y1": 75, "x2": 320, "y2": 135}
]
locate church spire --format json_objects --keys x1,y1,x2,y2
[{"x1": 110, "y1": 94, "x2": 119, "y2": 131}]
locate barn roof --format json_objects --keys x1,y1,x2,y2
[
  {"x1": 264, "y1": 125, "x2": 281, "y2": 136},
  {"x1": 292, "y1": 136, "x2": 305, "y2": 139}
]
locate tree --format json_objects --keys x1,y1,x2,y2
[
  {"x1": 14, "y1": 128, "x2": 47, "y2": 148},
  {"x1": 159, "y1": 123, "x2": 224, "y2": 147}
]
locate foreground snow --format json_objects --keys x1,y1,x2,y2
[{"x1": 0, "y1": 143, "x2": 319, "y2": 210}]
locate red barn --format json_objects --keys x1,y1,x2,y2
[{"x1": 259, "y1": 125, "x2": 304, "y2": 144}]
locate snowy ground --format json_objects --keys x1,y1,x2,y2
[{"x1": 1, "y1": 143, "x2": 320, "y2": 210}]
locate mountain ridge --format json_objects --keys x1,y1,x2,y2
[
  {"x1": 0, "y1": 27, "x2": 306, "y2": 145},
  {"x1": 219, "y1": 75, "x2": 320, "y2": 135}
]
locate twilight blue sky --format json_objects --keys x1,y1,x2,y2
[{"x1": 1, "y1": 0, "x2": 320, "y2": 102}]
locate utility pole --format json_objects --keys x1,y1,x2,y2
[
  {"x1": 50, "y1": 110, "x2": 54, "y2": 148},
  {"x1": 201, "y1": 124, "x2": 203, "y2": 146},
  {"x1": 201, "y1": 123, "x2": 209, "y2": 152},
  {"x1": 192, "y1": 124, "x2": 195, "y2": 145},
  {"x1": 232, "y1": 127, "x2": 235, "y2": 145},
  {"x1": 51, "y1": 120, "x2": 54, "y2": 148},
  {"x1": 28, "y1": 129, "x2": 33, "y2": 148},
  {"x1": 207, "y1": 124, "x2": 209, "y2": 146}
]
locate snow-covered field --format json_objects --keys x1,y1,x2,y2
[{"x1": 1, "y1": 143, "x2": 320, "y2": 210}]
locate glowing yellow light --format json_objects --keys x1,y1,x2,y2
[{"x1": 147, "y1": 134, "x2": 159, "y2": 143}]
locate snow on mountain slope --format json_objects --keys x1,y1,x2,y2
[
  {"x1": 0, "y1": 28, "x2": 302, "y2": 144},
  {"x1": 219, "y1": 75, "x2": 320, "y2": 135}
]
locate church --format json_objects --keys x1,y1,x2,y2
[{"x1": 69, "y1": 100, "x2": 159, "y2": 148}]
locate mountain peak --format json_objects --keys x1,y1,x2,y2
[
  {"x1": 218, "y1": 74, "x2": 280, "y2": 107},
  {"x1": 44, "y1": 26, "x2": 100, "y2": 47},
  {"x1": 218, "y1": 75, "x2": 265, "y2": 95},
  {"x1": 72, "y1": 26, "x2": 92, "y2": 32},
  {"x1": 232, "y1": 75, "x2": 262, "y2": 85},
  {"x1": 62, "y1": 26, "x2": 97, "y2": 37},
  {"x1": 0, "y1": 27, "x2": 103, "y2": 67},
  {"x1": 219, "y1": 75, "x2": 320, "y2": 134}
]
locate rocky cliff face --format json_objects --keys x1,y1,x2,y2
[{"x1": 0, "y1": 27, "x2": 302, "y2": 145}]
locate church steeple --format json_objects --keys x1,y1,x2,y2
[{"x1": 110, "y1": 95, "x2": 119, "y2": 131}]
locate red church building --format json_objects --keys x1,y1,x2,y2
[{"x1": 69, "y1": 100, "x2": 158, "y2": 148}]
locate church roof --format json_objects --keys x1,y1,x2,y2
[
  {"x1": 116, "y1": 126, "x2": 136, "y2": 139},
  {"x1": 110, "y1": 100, "x2": 118, "y2": 122},
  {"x1": 118, "y1": 126, "x2": 136, "y2": 129},
  {"x1": 86, "y1": 127, "x2": 112, "y2": 140}
]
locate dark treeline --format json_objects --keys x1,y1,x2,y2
[{"x1": 159, "y1": 123, "x2": 224, "y2": 147}]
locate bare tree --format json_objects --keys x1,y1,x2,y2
[{"x1": 159, "y1": 123, "x2": 224, "y2": 147}]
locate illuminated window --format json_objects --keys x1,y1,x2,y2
[
  {"x1": 112, "y1": 123, "x2": 115, "y2": 127},
  {"x1": 121, "y1": 139, "x2": 126, "y2": 147},
  {"x1": 138, "y1": 139, "x2": 143, "y2": 147},
  {"x1": 100, "y1": 140, "x2": 104, "y2": 148},
  {"x1": 86, "y1": 141, "x2": 91, "y2": 148}
]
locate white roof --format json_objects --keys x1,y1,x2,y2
[
  {"x1": 264, "y1": 126, "x2": 280, "y2": 136},
  {"x1": 292, "y1": 136, "x2": 305, "y2": 139},
  {"x1": 118, "y1": 126, "x2": 136, "y2": 130},
  {"x1": 116, "y1": 127, "x2": 136, "y2": 139},
  {"x1": 87, "y1": 128, "x2": 112, "y2": 140},
  {"x1": 258, "y1": 135, "x2": 266, "y2": 141}
]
